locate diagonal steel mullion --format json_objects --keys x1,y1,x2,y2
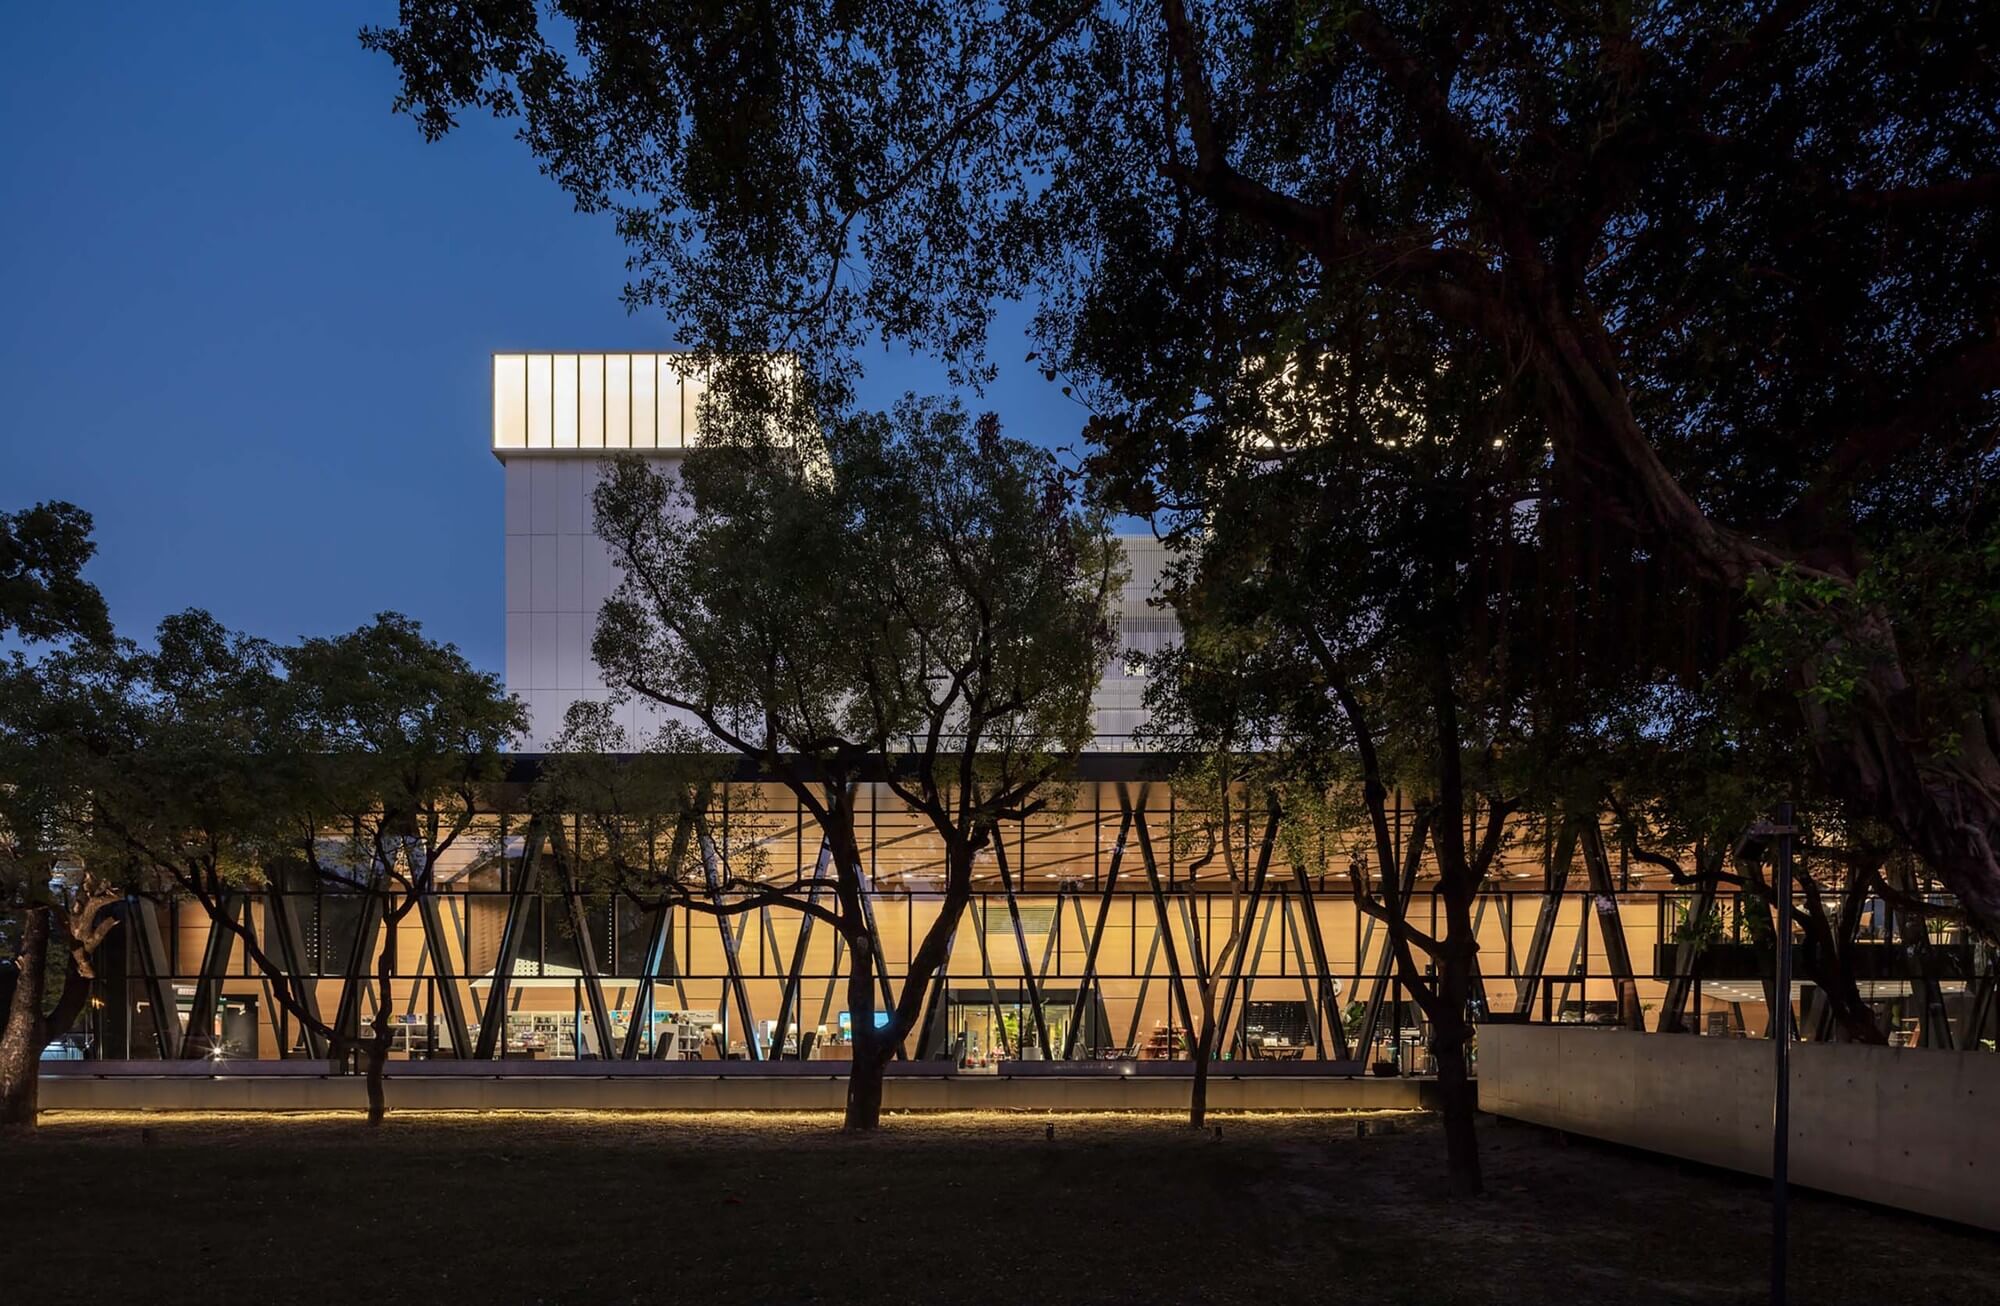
[
  {"x1": 1211, "y1": 807, "x2": 1280, "y2": 1057},
  {"x1": 444, "y1": 895, "x2": 481, "y2": 1032},
  {"x1": 1123, "y1": 929, "x2": 1163, "y2": 1055},
  {"x1": 967, "y1": 899, "x2": 1012, "y2": 1057},
  {"x1": 1062, "y1": 807, "x2": 1132, "y2": 1059},
  {"x1": 178, "y1": 893, "x2": 242, "y2": 1058},
  {"x1": 415, "y1": 880, "x2": 471, "y2": 1058},
  {"x1": 1579, "y1": 822, "x2": 1642, "y2": 1029},
  {"x1": 697, "y1": 819, "x2": 761, "y2": 1060},
  {"x1": 1355, "y1": 824, "x2": 1425, "y2": 1061},
  {"x1": 1290, "y1": 868, "x2": 1350, "y2": 1060},
  {"x1": 1959, "y1": 975, "x2": 1997, "y2": 1052},
  {"x1": 473, "y1": 819, "x2": 542, "y2": 1060},
  {"x1": 621, "y1": 896, "x2": 669, "y2": 1061},
  {"x1": 264, "y1": 879, "x2": 328, "y2": 1057},
  {"x1": 624, "y1": 813, "x2": 694, "y2": 1059},
  {"x1": 1059, "y1": 891, "x2": 1097, "y2": 1059},
  {"x1": 1034, "y1": 884, "x2": 1065, "y2": 984},
  {"x1": 1512, "y1": 820, "x2": 1579, "y2": 1016},
  {"x1": 1127, "y1": 787, "x2": 1197, "y2": 1045},
  {"x1": 1467, "y1": 894, "x2": 1495, "y2": 1016},
  {"x1": 1658, "y1": 874, "x2": 1719, "y2": 1033},
  {"x1": 1281, "y1": 895, "x2": 1328, "y2": 1060},
  {"x1": 127, "y1": 896, "x2": 183, "y2": 1059},
  {"x1": 1025, "y1": 881, "x2": 1073, "y2": 1054},
  {"x1": 548, "y1": 823, "x2": 617, "y2": 1060},
  {"x1": 993, "y1": 834, "x2": 1053, "y2": 1060},
  {"x1": 812, "y1": 930, "x2": 848, "y2": 1041},
  {"x1": 913, "y1": 907, "x2": 961, "y2": 1060},
  {"x1": 1552, "y1": 912, "x2": 1588, "y2": 1016},
  {"x1": 1230, "y1": 892, "x2": 1279, "y2": 1056},
  {"x1": 769, "y1": 838, "x2": 832, "y2": 1059},
  {"x1": 852, "y1": 865, "x2": 898, "y2": 1015},
  {"x1": 331, "y1": 875, "x2": 386, "y2": 1050},
  {"x1": 258, "y1": 973, "x2": 287, "y2": 1059}
]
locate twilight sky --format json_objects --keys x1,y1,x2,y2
[{"x1": 0, "y1": 4, "x2": 1076, "y2": 675}]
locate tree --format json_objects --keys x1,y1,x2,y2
[
  {"x1": 369, "y1": 2, "x2": 2000, "y2": 935},
  {"x1": 1137, "y1": 337, "x2": 1548, "y2": 1195},
  {"x1": 591, "y1": 396, "x2": 1120, "y2": 1127},
  {"x1": 0, "y1": 502, "x2": 121, "y2": 1127},
  {"x1": 0, "y1": 502, "x2": 109, "y2": 647},
  {"x1": 99, "y1": 612, "x2": 525, "y2": 1124},
  {"x1": 1146, "y1": 740, "x2": 1281, "y2": 1130},
  {"x1": 281, "y1": 614, "x2": 527, "y2": 1119},
  {"x1": 1593, "y1": 685, "x2": 1914, "y2": 1046}
]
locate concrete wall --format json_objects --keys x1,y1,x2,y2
[
  {"x1": 40, "y1": 1068, "x2": 1422, "y2": 1114},
  {"x1": 1478, "y1": 1025, "x2": 2000, "y2": 1231}
]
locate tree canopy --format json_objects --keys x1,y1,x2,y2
[
  {"x1": 370, "y1": 1, "x2": 2000, "y2": 933},
  {"x1": 589, "y1": 395, "x2": 1121, "y2": 1124}
]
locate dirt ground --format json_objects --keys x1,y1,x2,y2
[{"x1": 2, "y1": 1109, "x2": 1994, "y2": 1305}]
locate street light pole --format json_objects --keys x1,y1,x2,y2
[{"x1": 1770, "y1": 802, "x2": 1794, "y2": 1306}]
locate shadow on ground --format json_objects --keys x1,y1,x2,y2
[{"x1": 3, "y1": 1110, "x2": 1994, "y2": 1304}]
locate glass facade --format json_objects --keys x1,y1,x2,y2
[{"x1": 78, "y1": 780, "x2": 1993, "y2": 1066}]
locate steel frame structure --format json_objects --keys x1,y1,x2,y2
[{"x1": 94, "y1": 782, "x2": 1994, "y2": 1065}]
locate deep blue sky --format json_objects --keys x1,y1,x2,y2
[{"x1": 0, "y1": 5, "x2": 1075, "y2": 675}]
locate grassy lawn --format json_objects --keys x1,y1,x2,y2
[{"x1": 3, "y1": 1109, "x2": 1995, "y2": 1305}]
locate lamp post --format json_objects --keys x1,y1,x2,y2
[{"x1": 1751, "y1": 805, "x2": 1796, "y2": 1306}]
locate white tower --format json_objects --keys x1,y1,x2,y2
[{"x1": 494, "y1": 350, "x2": 1170, "y2": 750}]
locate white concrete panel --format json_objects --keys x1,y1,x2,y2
[
  {"x1": 529, "y1": 458, "x2": 560, "y2": 535},
  {"x1": 557, "y1": 458, "x2": 587, "y2": 536},
  {"x1": 583, "y1": 530, "x2": 615, "y2": 615},
  {"x1": 505, "y1": 613, "x2": 529, "y2": 691},
  {"x1": 529, "y1": 613, "x2": 559, "y2": 692},
  {"x1": 526, "y1": 691, "x2": 558, "y2": 748},
  {"x1": 529, "y1": 535, "x2": 560, "y2": 615},
  {"x1": 504, "y1": 535, "x2": 530, "y2": 613},
  {"x1": 555, "y1": 533, "x2": 585, "y2": 613},
  {"x1": 555, "y1": 612, "x2": 586, "y2": 689},
  {"x1": 504, "y1": 461, "x2": 531, "y2": 536}
]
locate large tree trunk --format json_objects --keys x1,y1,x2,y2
[
  {"x1": 1806, "y1": 672, "x2": 2000, "y2": 942},
  {"x1": 363, "y1": 1038, "x2": 389, "y2": 1126},
  {"x1": 1815, "y1": 973, "x2": 1888, "y2": 1045},
  {"x1": 843, "y1": 930, "x2": 883, "y2": 1131},
  {"x1": 1430, "y1": 1015, "x2": 1482, "y2": 1199},
  {"x1": 847, "y1": 1045, "x2": 887, "y2": 1131},
  {"x1": 1794, "y1": 877, "x2": 1888, "y2": 1045},
  {"x1": 1189, "y1": 993, "x2": 1215, "y2": 1130},
  {"x1": 364, "y1": 930, "x2": 393, "y2": 1126},
  {"x1": 0, "y1": 907, "x2": 51, "y2": 1128}
]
